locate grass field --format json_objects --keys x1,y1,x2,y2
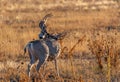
[{"x1": 0, "y1": 0, "x2": 120, "y2": 82}]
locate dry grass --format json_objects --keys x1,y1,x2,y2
[{"x1": 0, "y1": 0, "x2": 120, "y2": 82}]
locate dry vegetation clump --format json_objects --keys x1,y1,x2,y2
[{"x1": 88, "y1": 29, "x2": 120, "y2": 81}]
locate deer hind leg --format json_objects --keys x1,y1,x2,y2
[
  {"x1": 55, "y1": 58, "x2": 59, "y2": 77},
  {"x1": 35, "y1": 53, "x2": 48, "y2": 79},
  {"x1": 28, "y1": 50, "x2": 37, "y2": 77},
  {"x1": 28, "y1": 63, "x2": 35, "y2": 77},
  {"x1": 36, "y1": 54, "x2": 48, "y2": 72}
]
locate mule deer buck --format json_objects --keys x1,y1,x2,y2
[{"x1": 24, "y1": 14, "x2": 66, "y2": 77}]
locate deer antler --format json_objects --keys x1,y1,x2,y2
[
  {"x1": 42, "y1": 13, "x2": 53, "y2": 22},
  {"x1": 57, "y1": 31, "x2": 67, "y2": 40}
]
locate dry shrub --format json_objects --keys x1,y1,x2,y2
[
  {"x1": 88, "y1": 29, "x2": 119, "y2": 68},
  {"x1": 88, "y1": 29, "x2": 120, "y2": 81}
]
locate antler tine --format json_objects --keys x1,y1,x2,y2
[{"x1": 42, "y1": 13, "x2": 53, "y2": 22}]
